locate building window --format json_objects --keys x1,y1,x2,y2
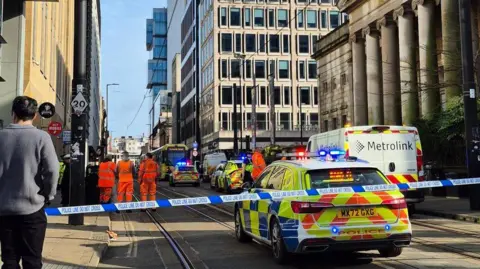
[
  {"x1": 269, "y1": 34, "x2": 280, "y2": 53},
  {"x1": 259, "y1": 34, "x2": 266, "y2": 53},
  {"x1": 308, "y1": 60, "x2": 317, "y2": 79},
  {"x1": 221, "y1": 33, "x2": 232, "y2": 52},
  {"x1": 230, "y1": 8, "x2": 241, "y2": 26},
  {"x1": 279, "y1": 60, "x2": 289, "y2": 79},
  {"x1": 246, "y1": 86, "x2": 253, "y2": 105},
  {"x1": 330, "y1": 10, "x2": 339, "y2": 28},
  {"x1": 235, "y1": 33, "x2": 242, "y2": 52},
  {"x1": 299, "y1": 35, "x2": 309, "y2": 53},
  {"x1": 257, "y1": 113, "x2": 267, "y2": 130},
  {"x1": 332, "y1": 117, "x2": 338, "y2": 129},
  {"x1": 274, "y1": 87, "x2": 281, "y2": 105},
  {"x1": 220, "y1": 7, "x2": 227, "y2": 26},
  {"x1": 322, "y1": 80, "x2": 328, "y2": 92},
  {"x1": 260, "y1": 86, "x2": 267, "y2": 105},
  {"x1": 299, "y1": 60, "x2": 305, "y2": 79},
  {"x1": 254, "y1": 9, "x2": 265, "y2": 27},
  {"x1": 343, "y1": 13, "x2": 349, "y2": 23},
  {"x1": 324, "y1": 120, "x2": 329, "y2": 132},
  {"x1": 222, "y1": 86, "x2": 233, "y2": 105},
  {"x1": 321, "y1": 0, "x2": 331, "y2": 3},
  {"x1": 300, "y1": 87, "x2": 310, "y2": 105},
  {"x1": 283, "y1": 35, "x2": 289, "y2": 53},
  {"x1": 341, "y1": 115, "x2": 347, "y2": 126},
  {"x1": 321, "y1": 10, "x2": 328, "y2": 29},
  {"x1": 310, "y1": 113, "x2": 318, "y2": 126},
  {"x1": 284, "y1": 86, "x2": 291, "y2": 105},
  {"x1": 222, "y1": 112, "x2": 229, "y2": 130},
  {"x1": 221, "y1": 59, "x2": 228, "y2": 78},
  {"x1": 231, "y1": 59, "x2": 241, "y2": 78},
  {"x1": 298, "y1": 0, "x2": 307, "y2": 3},
  {"x1": 246, "y1": 60, "x2": 252, "y2": 78},
  {"x1": 246, "y1": 34, "x2": 256, "y2": 52},
  {"x1": 331, "y1": 76, "x2": 337, "y2": 90},
  {"x1": 341, "y1": 73, "x2": 347, "y2": 85},
  {"x1": 278, "y1": 9, "x2": 288, "y2": 27},
  {"x1": 313, "y1": 87, "x2": 318, "y2": 105},
  {"x1": 297, "y1": 10, "x2": 304, "y2": 28},
  {"x1": 255, "y1": 61, "x2": 266, "y2": 78},
  {"x1": 306, "y1": 10, "x2": 317, "y2": 28},
  {"x1": 245, "y1": 8, "x2": 251, "y2": 27},
  {"x1": 280, "y1": 113, "x2": 290, "y2": 130},
  {"x1": 268, "y1": 9, "x2": 275, "y2": 28}
]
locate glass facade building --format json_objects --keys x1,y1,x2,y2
[{"x1": 146, "y1": 8, "x2": 168, "y2": 97}]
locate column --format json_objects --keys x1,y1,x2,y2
[
  {"x1": 378, "y1": 15, "x2": 402, "y2": 125},
  {"x1": 442, "y1": 0, "x2": 462, "y2": 99},
  {"x1": 412, "y1": 0, "x2": 441, "y2": 119},
  {"x1": 350, "y1": 32, "x2": 368, "y2": 126},
  {"x1": 394, "y1": 5, "x2": 419, "y2": 125},
  {"x1": 362, "y1": 26, "x2": 383, "y2": 125}
]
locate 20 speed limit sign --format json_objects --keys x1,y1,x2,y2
[{"x1": 71, "y1": 92, "x2": 88, "y2": 115}]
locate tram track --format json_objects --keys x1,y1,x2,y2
[
  {"x1": 132, "y1": 194, "x2": 197, "y2": 269},
  {"x1": 160, "y1": 184, "x2": 480, "y2": 266}
]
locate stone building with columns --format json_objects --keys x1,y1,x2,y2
[{"x1": 313, "y1": 0, "x2": 480, "y2": 131}]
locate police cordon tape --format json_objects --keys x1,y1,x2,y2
[{"x1": 44, "y1": 177, "x2": 480, "y2": 216}]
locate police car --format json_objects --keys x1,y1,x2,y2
[
  {"x1": 169, "y1": 162, "x2": 200, "y2": 187},
  {"x1": 216, "y1": 159, "x2": 245, "y2": 194},
  {"x1": 234, "y1": 150, "x2": 411, "y2": 264}
]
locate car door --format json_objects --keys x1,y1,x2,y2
[
  {"x1": 260, "y1": 166, "x2": 287, "y2": 239},
  {"x1": 243, "y1": 166, "x2": 275, "y2": 236}
]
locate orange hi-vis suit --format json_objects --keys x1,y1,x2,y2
[
  {"x1": 251, "y1": 151, "x2": 266, "y2": 181},
  {"x1": 139, "y1": 159, "x2": 158, "y2": 201},
  {"x1": 117, "y1": 160, "x2": 135, "y2": 202},
  {"x1": 98, "y1": 161, "x2": 116, "y2": 203}
]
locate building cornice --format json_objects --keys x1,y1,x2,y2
[{"x1": 337, "y1": 0, "x2": 366, "y2": 13}]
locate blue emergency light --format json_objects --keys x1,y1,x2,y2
[
  {"x1": 331, "y1": 226, "x2": 340, "y2": 234},
  {"x1": 317, "y1": 149, "x2": 346, "y2": 160},
  {"x1": 177, "y1": 162, "x2": 187, "y2": 166}
]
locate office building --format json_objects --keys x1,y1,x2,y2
[
  {"x1": 147, "y1": 8, "x2": 169, "y2": 148},
  {"x1": 171, "y1": 53, "x2": 182, "y2": 143},
  {"x1": 198, "y1": 0, "x2": 346, "y2": 152}
]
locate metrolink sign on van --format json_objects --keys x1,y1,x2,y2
[{"x1": 356, "y1": 140, "x2": 414, "y2": 153}]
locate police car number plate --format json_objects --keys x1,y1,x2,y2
[{"x1": 338, "y1": 208, "x2": 377, "y2": 218}]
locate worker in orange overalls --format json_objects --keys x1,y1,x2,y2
[
  {"x1": 98, "y1": 155, "x2": 116, "y2": 203},
  {"x1": 251, "y1": 149, "x2": 266, "y2": 181},
  {"x1": 116, "y1": 151, "x2": 135, "y2": 210},
  {"x1": 138, "y1": 153, "x2": 159, "y2": 211}
]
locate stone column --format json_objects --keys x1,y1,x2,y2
[
  {"x1": 441, "y1": 0, "x2": 462, "y2": 99},
  {"x1": 350, "y1": 32, "x2": 368, "y2": 126},
  {"x1": 412, "y1": 0, "x2": 441, "y2": 119},
  {"x1": 394, "y1": 5, "x2": 419, "y2": 125},
  {"x1": 378, "y1": 15, "x2": 401, "y2": 125},
  {"x1": 362, "y1": 26, "x2": 383, "y2": 125}
]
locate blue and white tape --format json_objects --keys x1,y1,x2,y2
[{"x1": 44, "y1": 178, "x2": 480, "y2": 216}]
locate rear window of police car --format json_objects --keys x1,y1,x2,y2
[
  {"x1": 307, "y1": 168, "x2": 388, "y2": 188},
  {"x1": 178, "y1": 166, "x2": 196, "y2": 172}
]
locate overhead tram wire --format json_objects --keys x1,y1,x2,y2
[
  {"x1": 126, "y1": 0, "x2": 180, "y2": 133},
  {"x1": 207, "y1": 0, "x2": 316, "y2": 91}
]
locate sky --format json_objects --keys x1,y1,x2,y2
[{"x1": 100, "y1": 0, "x2": 167, "y2": 139}]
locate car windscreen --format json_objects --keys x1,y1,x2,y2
[
  {"x1": 307, "y1": 168, "x2": 388, "y2": 189},
  {"x1": 178, "y1": 166, "x2": 195, "y2": 172}
]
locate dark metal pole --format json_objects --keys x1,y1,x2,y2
[
  {"x1": 269, "y1": 66, "x2": 276, "y2": 145},
  {"x1": 69, "y1": 0, "x2": 87, "y2": 225},
  {"x1": 233, "y1": 83, "x2": 238, "y2": 154},
  {"x1": 239, "y1": 65, "x2": 243, "y2": 152},
  {"x1": 195, "y1": 0, "x2": 201, "y2": 161},
  {"x1": 300, "y1": 101, "x2": 303, "y2": 146},
  {"x1": 459, "y1": 0, "x2": 480, "y2": 210}
]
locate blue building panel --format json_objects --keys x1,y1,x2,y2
[{"x1": 146, "y1": 19, "x2": 154, "y2": 50}]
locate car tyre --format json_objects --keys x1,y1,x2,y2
[
  {"x1": 234, "y1": 208, "x2": 251, "y2": 243},
  {"x1": 271, "y1": 219, "x2": 290, "y2": 265},
  {"x1": 378, "y1": 247, "x2": 403, "y2": 258}
]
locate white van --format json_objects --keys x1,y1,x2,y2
[
  {"x1": 203, "y1": 152, "x2": 227, "y2": 182},
  {"x1": 307, "y1": 125, "x2": 425, "y2": 211}
]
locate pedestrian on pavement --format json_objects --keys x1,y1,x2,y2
[
  {"x1": 60, "y1": 154, "x2": 71, "y2": 206},
  {"x1": 98, "y1": 155, "x2": 116, "y2": 204},
  {"x1": 138, "y1": 153, "x2": 158, "y2": 212},
  {"x1": 0, "y1": 96, "x2": 59, "y2": 269},
  {"x1": 116, "y1": 152, "x2": 135, "y2": 212}
]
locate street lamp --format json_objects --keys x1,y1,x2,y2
[
  {"x1": 106, "y1": 83, "x2": 119, "y2": 134},
  {"x1": 234, "y1": 53, "x2": 246, "y2": 152}
]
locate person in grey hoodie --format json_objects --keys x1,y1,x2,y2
[{"x1": 0, "y1": 96, "x2": 59, "y2": 269}]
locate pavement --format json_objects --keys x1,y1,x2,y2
[
  {"x1": 0, "y1": 195, "x2": 111, "y2": 269},
  {"x1": 416, "y1": 195, "x2": 480, "y2": 223}
]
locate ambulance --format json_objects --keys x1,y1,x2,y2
[{"x1": 307, "y1": 125, "x2": 425, "y2": 213}]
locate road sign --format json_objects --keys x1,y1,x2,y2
[
  {"x1": 71, "y1": 92, "x2": 88, "y2": 115},
  {"x1": 48, "y1": 121, "x2": 62, "y2": 136},
  {"x1": 62, "y1": 130, "x2": 71, "y2": 144},
  {"x1": 192, "y1": 150, "x2": 198, "y2": 157},
  {"x1": 38, "y1": 102, "x2": 55, "y2": 119}
]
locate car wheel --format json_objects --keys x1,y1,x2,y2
[
  {"x1": 271, "y1": 219, "x2": 290, "y2": 264},
  {"x1": 235, "y1": 208, "x2": 251, "y2": 243},
  {"x1": 378, "y1": 247, "x2": 403, "y2": 257}
]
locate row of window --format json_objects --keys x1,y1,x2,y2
[
  {"x1": 219, "y1": 59, "x2": 317, "y2": 80},
  {"x1": 218, "y1": 85, "x2": 319, "y2": 106},
  {"x1": 323, "y1": 115, "x2": 348, "y2": 132},
  {"x1": 200, "y1": 10, "x2": 214, "y2": 44},
  {"x1": 219, "y1": 7, "x2": 346, "y2": 30},
  {"x1": 218, "y1": 0, "x2": 336, "y2": 4},
  {"x1": 201, "y1": 36, "x2": 214, "y2": 67},
  {"x1": 219, "y1": 33, "x2": 320, "y2": 55},
  {"x1": 202, "y1": 61, "x2": 214, "y2": 90},
  {"x1": 218, "y1": 112, "x2": 319, "y2": 131},
  {"x1": 320, "y1": 73, "x2": 348, "y2": 93}
]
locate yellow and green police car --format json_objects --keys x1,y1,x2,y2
[
  {"x1": 234, "y1": 153, "x2": 412, "y2": 264},
  {"x1": 217, "y1": 160, "x2": 244, "y2": 194},
  {"x1": 169, "y1": 163, "x2": 200, "y2": 187}
]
